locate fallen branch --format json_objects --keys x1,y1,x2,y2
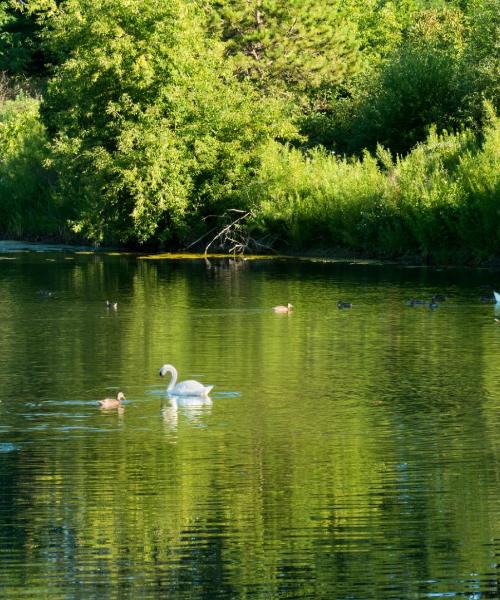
[
  {"x1": 202, "y1": 209, "x2": 276, "y2": 256},
  {"x1": 204, "y1": 210, "x2": 251, "y2": 256}
]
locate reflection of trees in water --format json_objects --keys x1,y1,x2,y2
[
  {"x1": 152, "y1": 510, "x2": 237, "y2": 597},
  {"x1": 204, "y1": 257, "x2": 249, "y2": 279},
  {"x1": 2, "y1": 254, "x2": 500, "y2": 596}
]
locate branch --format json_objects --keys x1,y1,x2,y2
[{"x1": 204, "y1": 211, "x2": 252, "y2": 256}]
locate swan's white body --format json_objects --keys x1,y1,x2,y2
[
  {"x1": 494, "y1": 291, "x2": 500, "y2": 303},
  {"x1": 159, "y1": 364, "x2": 213, "y2": 397}
]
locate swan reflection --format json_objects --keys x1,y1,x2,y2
[{"x1": 161, "y1": 395, "x2": 212, "y2": 430}]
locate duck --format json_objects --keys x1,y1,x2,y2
[
  {"x1": 159, "y1": 364, "x2": 213, "y2": 397},
  {"x1": 272, "y1": 303, "x2": 293, "y2": 313},
  {"x1": 337, "y1": 301, "x2": 352, "y2": 309},
  {"x1": 106, "y1": 300, "x2": 118, "y2": 309},
  {"x1": 99, "y1": 391, "x2": 125, "y2": 409}
]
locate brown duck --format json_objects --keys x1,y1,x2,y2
[{"x1": 99, "y1": 392, "x2": 125, "y2": 409}]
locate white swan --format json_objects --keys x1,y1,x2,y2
[
  {"x1": 159, "y1": 364, "x2": 213, "y2": 397},
  {"x1": 494, "y1": 291, "x2": 500, "y2": 303}
]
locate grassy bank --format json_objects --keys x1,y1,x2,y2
[
  {"x1": 1, "y1": 96, "x2": 498, "y2": 264},
  {"x1": 248, "y1": 113, "x2": 499, "y2": 264}
]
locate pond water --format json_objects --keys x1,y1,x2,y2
[{"x1": 0, "y1": 248, "x2": 499, "y2": 598}]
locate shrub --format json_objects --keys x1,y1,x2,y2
[
  {"x1": 0, "y1": 95, "x2": 60, "y2": 237},
  {"x1": 248, "y1": 114, "x2": 499, "y2": 262}
]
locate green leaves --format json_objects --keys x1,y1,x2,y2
[
  {"x1": 308, "y1": 4, "x2": 495, "y2": 157},
  {"x1": 0, "y1": 0, "x2": 497, "y2": 258},
  {"x1": 0, "y1": 97, "x2": 55, "y2": 237},
  {"x1": 210, "y1": 0, "x2": 361, "y2": 96},
  {"x1": 249, "y1": 114, "x2": 500, "y2": 261},
  {"x1": 40, "y1": 0, "x2": 294, "y2": 244}
]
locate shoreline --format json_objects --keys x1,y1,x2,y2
[{"x1": 2, "y1": 239, "x2": 500, "y2": 271}]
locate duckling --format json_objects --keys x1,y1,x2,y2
[
  {"x1": 106, "y1": 300, "x2": 118, "y2": 310},
  {"x1": 337, "y1": 301, "x2": 352, "y2": 309},
  {"x1": 99, "y1": 392, "x2": 125, "y2": 409},
  {"x1": 272, "y1": 303, "x2": 293, "y2": 313},
  {"x1": 428, "y1": 301, "x2": 439, "y2": 310}
]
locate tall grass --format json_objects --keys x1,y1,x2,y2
[{"x1": 248, "y1": 113, "x2": 499, "y2": 262}]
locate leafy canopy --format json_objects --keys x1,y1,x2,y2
[{"x1": 41, "y1": 0, "x2": 295, "y2": 244}]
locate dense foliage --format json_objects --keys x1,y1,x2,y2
[
  {"x1": 40, "y1": 0, "x2": 294, "y2": 243},
  {"x1": 250, "y1": 109, "x2": 499, "y2": 261},
  {"x1": 0, "y1": 96, "x2": 55, "y2": 237},
  {"x1": 0, "y1": 0, "x2": 498, "y2": 261}
]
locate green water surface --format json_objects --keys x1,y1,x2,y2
[{"x1": 0, "y1": 248, "x2": 499, "y2": 598}]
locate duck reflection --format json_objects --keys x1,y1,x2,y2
[
  {"x1": 98, "y1": 404, "x2": 125, "y2": 425},
  {"x1": 161, "y1": 395, "x2": 212, "y2": 430}
]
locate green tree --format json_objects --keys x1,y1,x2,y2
[
  {"x1": 318, "y1": 7, "x2": 474, "y2": 156},
  {"x1": 0, "y1": 97, "x2": 54, "y2": 237},
  {"x1": 209, "y1": 0, "x2": 361, "y2": 97},
  {"x1": 0, "y1": 0, "x2": 47, "y2": 76},
  {"x1": 40, "y1": 0, "x2": 294, "y2": 244},
  {"x1": 461, "y1": 0, "x2": 500, "y2": 119}
]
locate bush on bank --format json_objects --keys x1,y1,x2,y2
[
  {"x1": 0, "y1": 96, "x2": 61, "y2": 238},
  {"x1": 250, "y1": 112, "x2": 499, "y2": 262}
]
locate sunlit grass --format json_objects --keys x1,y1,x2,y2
[{"x1": 248, "y1": 112, "x2": 499, "y2": 262}]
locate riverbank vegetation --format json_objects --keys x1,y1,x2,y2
[{"x1": 0, "y1": 0, "x2": 498, "y2": 262}]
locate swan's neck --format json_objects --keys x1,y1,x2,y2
[{"x1": 166, "y1": 366, "x2": 178, "y2": 391}]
